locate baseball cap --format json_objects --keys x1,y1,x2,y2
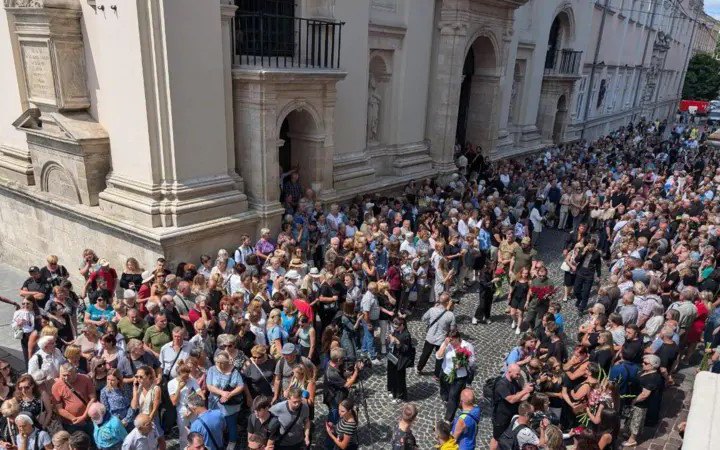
[
  {"x1": 28, "y1": 266, "x2": 39, "y2": 273},
  {"x1": 281, "y1": 343, "x2": 297, "y2": 356}
]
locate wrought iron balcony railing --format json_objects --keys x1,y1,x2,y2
[
  {"x1": 544, "y1": 49, "x2": 583, "y2": 76},
  {"x1": 235, "y1": 12, "x2": 344, "y2": 69}
]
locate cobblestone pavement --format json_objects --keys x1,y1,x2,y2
[{"x1": 0, "y1": 231, "x2": 693, "y2": 449}]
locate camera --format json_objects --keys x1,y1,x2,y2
[{"x1": 530, "y1": 411, "x2": 549, "y2": 429}]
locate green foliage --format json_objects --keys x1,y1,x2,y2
[{"x1": 682, "y1": 53, "x2": 720, "y2": 101}]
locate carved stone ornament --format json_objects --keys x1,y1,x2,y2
[{"x1": 4, "y1": 0, "x2": 43, "y2": 7}]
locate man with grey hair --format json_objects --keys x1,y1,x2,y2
[
  {"x1": 623, "y1": 354, "x2": 663, "y2": 447},
  {"x1": 173, "y1": 281, "x2": 197, "y2": 325},
  {"x1": 668, "y1": 287, "x2": 698, "y2": 335},
  {"x1": 14, "y1": 413, "x2": 52, "y2": 450},
  {"x1": 615, "y1": 291, "x2": 638, "y2": 325},
  {"x1": 88, "y1": 402, "x2": 127, "y2": 449},
  {"x1": 122, "y1": 414, "x2": 159, "y2": 450},
  {"x1": 28, "y1": 335, "x2": 65, "y2": 378}
]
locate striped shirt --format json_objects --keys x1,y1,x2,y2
[{"x1": 336, "y1": 418, "x2": 358, "y2": 445}]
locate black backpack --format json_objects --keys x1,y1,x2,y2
[
  {"x1": 483, "y1": 375, "x2": 501, "y2": 409},
  {"x1": 497, "y1": 421, "x2": 531, "y2": 450}
]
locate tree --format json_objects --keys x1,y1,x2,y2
[{"x1": 682, "y1": 53, "x2": 720, "y2": 101}]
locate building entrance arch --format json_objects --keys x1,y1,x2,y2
[
  {"x1": 275, "y1": 105, "x2": 326, "y2": 202},
  {"x1": 456, "y1": 35, "x2": 500, "y2": 155}
]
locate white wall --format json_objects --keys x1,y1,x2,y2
[
  {"x1": 395, "y1": 0, "x2": 433, "y2": 144},
  {"x1": 0, "y1": 8, "x2": 30, "y2": 151},
  {"x1": 80, "y1": 0, "x2": 154, "y2": 184},
  {"x1": 334, "y1": 0, "x2": 370, "y2": 156}
]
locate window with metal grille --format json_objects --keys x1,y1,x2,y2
[{"x1": 236, "y1": 0, "x2": 296, "y2": 57}]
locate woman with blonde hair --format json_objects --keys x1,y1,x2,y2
[
  {"x1": 120, "y1": 257, "x2": 144, "y2": 293},
  {"x1": 63, "y1": 344, "x2": 88, "y2": 374},
  {"x1": 242, "y1": 345, "x2": 275, "y2": 399},
  {"x1": 284, "y1": 363, "x2": 316, "y2": 409},
  {"x1": 72, "y1": 323, "x2": 100, "y2": 360},
  {"x1": 266, "y1": 309, "x2": 288, "y2": 359},
  {"x1": 191, "y1": 274, "x2": 208, "y2": 295}
]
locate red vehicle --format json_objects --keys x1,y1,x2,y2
[{"x1": 679, "y1": 99, "x2": 710, "y2": 115}]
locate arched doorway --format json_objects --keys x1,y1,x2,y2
[
  {"x1": 456, "y1": 50, "x2": 474, "y2": 146},
  {"x1": 552, "y1": 95, "x2": 568, "y2": 144},
  {"x1": 276, "y1": 107, "x2": 325, "y2": 201},
  {"x1": 456, "y1": 36, "x2": 499, "y2": 154}
]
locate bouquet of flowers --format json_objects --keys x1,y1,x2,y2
[
  {"x1": 577, "y1": 369, "x2": 616, "y2": 427},
  {"x1": 493, "y1": 266, "x2": 508, "y2": 290},
  {"x1": 530, "y1": 284, "x2": 556, "y2": 302},
  {"x1": 446, "y1": 347, "x2": 473, "y2": 384}
]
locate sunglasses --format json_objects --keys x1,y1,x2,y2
[{"x1": 18, "y1": 385, "x2": 31, "y2": 391}]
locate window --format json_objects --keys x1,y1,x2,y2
[{"x1": 236, "y1": 0, "x2": 296, "y2": 57}]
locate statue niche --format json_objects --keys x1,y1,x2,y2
[{"x1": 367, "y1": 53, "x2": 392, "y2": 145}]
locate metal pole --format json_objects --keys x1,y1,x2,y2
[{"x1": 581, "y1": 0, "x2": 610, "y2": 139}]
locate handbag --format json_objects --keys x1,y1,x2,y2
[
  {"x1": 386, "y1": 352, "x2": 399, "y2": 366},
  {"x1": 219, "y1": 368, "x2": 244, "y2": 406}
]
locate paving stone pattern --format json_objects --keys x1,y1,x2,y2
[{"x1": 0, "y1": 229, "x2": 691, "y2": 449}]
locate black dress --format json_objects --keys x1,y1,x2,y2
[
  {"x1": 510, "y1": 281, "x2": 529, "y2": 309},
  {"x1": 387, "y1": 328, "x2": 412, "y2": 400}
]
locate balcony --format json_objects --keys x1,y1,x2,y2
[
  {"x1": 544, "y1": 49, "x2": 583, "y2": 76},
  {"x1": 234, "y1": 12, "x2": 345, "y2": 69}
]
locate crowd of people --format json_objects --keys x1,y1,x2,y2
[{"x1": 0, "y1": 116, "x2": 716, "y2": 450}]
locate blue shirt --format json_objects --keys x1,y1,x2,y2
[
  {"x1": 206, "y1": 366, "x2": 244, "y2": 416},
  {"x1": 190, "y1": 410, "x2": 226, "y2": 450},
  {"x1": 554, "y1": 313, "x2": 565, "y2": 334},
  {"x1": 93, "y1": 414, "x2": 128, "y2": 449},
  {"x1": 452, "y1": 406, "x2": 481, "y2": 450},
  {"x1": 101, "y1": 386, "x2": 135, "y2": 425},
  {"x1": 87, "y1": 304, "x2": 115, "y2": 332},
  {"x1": 477, "y1": 228, "x2": 491, "y2": 251}
]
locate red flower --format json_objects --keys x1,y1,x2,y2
[
  {"x1": 494, "y1": 267, "x2": 506, "y2": 276},
  {"x1": 530, "y1": 285, "x2": 556, "y2": 301}
]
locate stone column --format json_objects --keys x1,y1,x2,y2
[
  {"x1": 426, "y1": 21, "x2": 467, "y2": 176},
  {"x1": 98, "y1": 0, "x2": 247, "y2": 228},
  {"x1": 220, "y1": 0, "x2": 243, "y2": 191}
]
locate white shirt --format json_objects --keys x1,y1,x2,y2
[
  {"x1": 400, "y1": 240, "x2": 417, "y2": 258},
  {"x1": 159, "y1": 342, "x2": 193, "y2": 378},
  {"x1": 28, "y1": 348, "x2": 65, "y2": 379},
  {"x1": 438, "y1": 340, "x2": 476, "y2": 378},
  {"x1": 228, "y1": 273, "x2": 243, "y2": 295},
  {"x1": 529, "y1": 207, "x2": 543, "y2": 233},
  {"x1": 167, "y1": 377, "x2": 201, "y2": 419},
  {"x1": 458, "y1": 219, "x2": 469, "y2": 237}
]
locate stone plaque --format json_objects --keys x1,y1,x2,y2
[
  {"x1": 21, "y1": 42, "x2": 56, "y2": 104},
  {"x1": 371, "y1": 0, "x2": 396, "y2": 13}
]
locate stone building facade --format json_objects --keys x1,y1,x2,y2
[
  {"x1": 0, "y1": 0, "x2": 698, "y2": 269},
  {"x1": 692, "y1": 4, "x2": 720, "y2": 56}
]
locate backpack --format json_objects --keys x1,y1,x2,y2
[
  {"x1": 497, "y1": 421, "x2": 531, "y2": 450},
  {"x1": 483, "y1": 375, "x2": 501, "y2": 410}
]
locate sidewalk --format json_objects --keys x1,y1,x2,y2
[{"x1": 0, "y1": 262, "x2": 30, "y2": 370}]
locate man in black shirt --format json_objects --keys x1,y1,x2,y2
[
  {"x1": 623, "y1": 355, "x2": 664, "y2": 447},
  {"x1": 323, "y1": 348, "x2": 361, "y2": 446},
  {"x1": 247, "y1": 396, "x2": 276, "y2": 449},
  {"x1": 491, "y1": 364, "x2": 533, "y2": 450},
  {"x1": 620, "y1": 324, "x2": 643, "y2": 364},
  {"x1": 20, "y1": 266, "x2": 52, "y2": 308}
]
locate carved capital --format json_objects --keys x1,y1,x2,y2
[{"x1": 438, "y1": 21, "x2": 468, "y2": 36}]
